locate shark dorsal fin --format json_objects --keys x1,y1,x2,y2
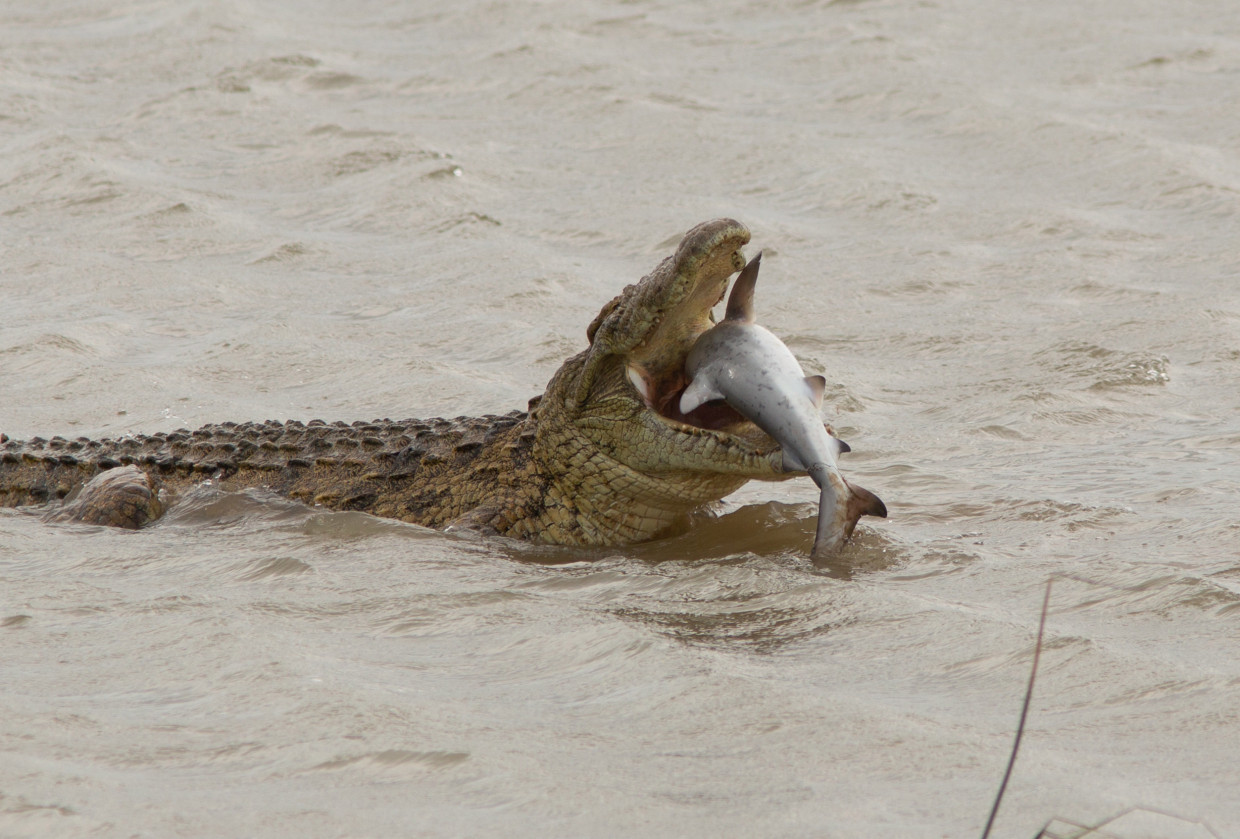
[{"x1": 725, "y1": 251, "x2": 762, "y2": 323}]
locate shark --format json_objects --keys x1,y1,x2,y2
[{"x1": 678, "y1": 252, "x2": 887, "y2": 563}]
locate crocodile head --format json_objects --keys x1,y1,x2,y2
[{"x1": 527, "y1": 219, "x2": 790, "y2": 544}]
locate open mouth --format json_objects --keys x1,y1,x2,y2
[
  {"x1": 626, "y1": 361, "x2": 749, "y2": 432},
  {"x1": 589, "y1": 217, "x2": 760, "y2": 438},
  {"x1": 619, "y1": 250, "x2": 754, "y2": 435}
]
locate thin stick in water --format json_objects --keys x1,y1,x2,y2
[{"x1": 980, "y1": 578, "x2": 1053, "y2": 839}]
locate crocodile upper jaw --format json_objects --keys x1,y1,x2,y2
[{"x1": 537, "y1": 219, "x2": 786, "y2": 494}]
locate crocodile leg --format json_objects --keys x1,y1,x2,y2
[{"x1": 44, "y1": 465, "x2": 165, "y2": 529}]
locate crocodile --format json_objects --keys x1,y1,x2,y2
[{"x1": 0, "y1": 218, "x2": 884, "y2": 550}]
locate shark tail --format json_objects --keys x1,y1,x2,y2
[
  {"x1": 843, "y1": 480, "x2": 887, "y2": 536},
  {"x1": 810, "y1": 475, "x2": 843, "y2": 560},
  {"x1": 809, "y1": 469, "x2": 887, "y2": 563}
]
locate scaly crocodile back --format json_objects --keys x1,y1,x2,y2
[{"x1": 0, "y1": 412, "x2": 541, "y2": 530}]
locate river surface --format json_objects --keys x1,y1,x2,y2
[{"x1": 2, "y1": 1, "x2": 1239, "y2": 837}]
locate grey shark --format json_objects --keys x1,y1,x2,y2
[{"x1": 678, "y1": 252, "x2": 886, "y2": 562}]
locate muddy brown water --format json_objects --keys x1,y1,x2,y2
[{"x1": 2, "y1": 1, "x2": 1239, "y2": 837}]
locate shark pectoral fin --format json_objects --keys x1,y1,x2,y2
[
  {"x1": 724, "y1": 252, "x2": 761, "y2": 323},
  {"x1": 804, "y1": 375, "x2": 827, "y2": 408},
  {"x1": 678, "y1": 377, "x2": 726, "y2": 415},
  {"x1": 830, "y1": 435, "x2": 850, "y2": 457}
]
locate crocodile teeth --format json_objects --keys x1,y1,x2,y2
[{"x1": 626, "y1": 364, "x2": 652, "y2": 406}]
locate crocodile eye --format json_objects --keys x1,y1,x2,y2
[{"x1": 586, "y1": 296, "x2": 620, "y2": 344}]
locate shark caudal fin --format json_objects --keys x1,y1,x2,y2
[
  {"x1": 810, "y1": 475, "x2": 887, "y2": 562},
  {"x1": 725, "y1": 252, "x2": 762, "y2": 323},
  {"x1": 843, "y1": 481, "x2": 887, "y2": 538}
]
